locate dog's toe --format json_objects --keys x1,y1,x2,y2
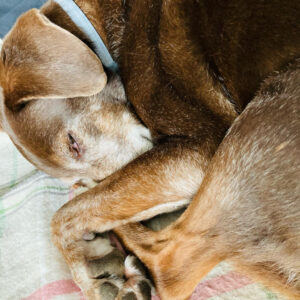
[
  {"x1": 115, "y1": 255, "x2": 154, "y2": 300},
  {"x1": 87, "y1": 249, "x2": 125, "y2": 278},
  {"x1": 99, "y1": 281, "x2": 120, "y2": 300},
  {"x1": 137, "y1": 280, "x2": 152, "y2": 299},
  {"x1": 121, "y1": 292, "x2": 138, "y2": 300},
  {"x1": 117, "y1": 278, "x2": 152, "y2": 300},
  {"x1": 71, "y1": 233, "x2": 155, "y2": 300}
]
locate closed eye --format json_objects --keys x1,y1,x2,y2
[{"x1": 68, "y1": 133, "x2": 81, "y2": 158}]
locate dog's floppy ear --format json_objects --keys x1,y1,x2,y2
[{"x1": 1, "y1": 9, "x2": 106, "y2": 110}]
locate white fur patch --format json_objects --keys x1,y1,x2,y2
[
  {"x1": 131, "y1": 199, "x2": 189, "y2": 222},
  {"x1": 81, "y1": 236, "x2": 114, "y2": 258},
  {"x1": 124, "y1": 255, "x2": 143, "y2": 277}
]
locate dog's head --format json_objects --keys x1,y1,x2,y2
[{"x1": 0, "y1": 9, "x2": 152, "y2": 183}]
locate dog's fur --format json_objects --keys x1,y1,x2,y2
[
  {"x1": 0, "y1": 0, "x2": 299, "y2": 299},
  {"x1": 117, "y1": 62, "x2": 300, "y2": 299}
]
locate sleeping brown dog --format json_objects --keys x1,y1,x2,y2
[{"x1": 0, "y1": 0, "x2": 299, "y2": 299}]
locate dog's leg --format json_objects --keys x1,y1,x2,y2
[
  {"x1": 51, "y1": 140, "x2": 216, "y2": 298},
  {"x1": 116, "y1": 63, "x2": 300, "y2": 300},
  {"x1": 114, "y1": 180, "x2": 226, "y2": 300}
]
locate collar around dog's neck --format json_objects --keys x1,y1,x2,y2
[{"x1": 53, "y1": 0, "x2": 119, "y2": 73}]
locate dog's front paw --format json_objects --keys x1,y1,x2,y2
[
  {"x1": 87, "y1": 254, "x2": 154, "y2": 300},
  {"x1": 66, "y1": 233, "x2": 154, "y2": 300},
  {"x1": 72, "y1": 233, "x2": 124, "y2": 299},
  {"x1": 118, "y1": 255, "x2": 153, "y2": 300}
]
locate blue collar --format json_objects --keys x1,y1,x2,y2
[{"x1": 53, "y1": 0, "x2": 119, "y2": 73}]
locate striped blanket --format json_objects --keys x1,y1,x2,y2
[{"x1": 0, "y1": 132, "x2": 283, "y2": 299}]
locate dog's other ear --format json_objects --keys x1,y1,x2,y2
[{"x1": 1, "y1": 9, "x2": 106, "y2": 110}]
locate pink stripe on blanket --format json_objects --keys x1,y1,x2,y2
[
  {"x1": 23, "y1": 271, "x2": 251, "y2": 300},
  {"x1": 22, "y1": 279, "x2": 81, "y2": 300},
  {"x1": 152, "y1": 271, "x2": 251, "y2": 300},
  {"x1": 190, "y1": 271, "x2": 252, "y2": 299}
]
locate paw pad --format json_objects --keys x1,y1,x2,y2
[
  {"x1": 88, "y1": 249, "x2": 125, "y2": 278},
  {"x1": 138, "y1": 280, "x2": 152, "y2": 299},
  {"x1": 100, "y1": 282, "x2": 119, "y2": 300},
  {"x1": 122, "y1": 292, "x2": 138, "y2": 300},
  {"x1": 73, "y1": 233, "x2": 155, "y2": 299}
]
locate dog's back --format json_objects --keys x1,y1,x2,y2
[
  {"x1": 120, "y1": 0, "x2": 300, "y2": 131},
  {"x1": 125, "y1": 61, "x2": 300, "y2": 300},
  {"x1": 211, "y1": 61, "x2": 300, "y2": 296}
]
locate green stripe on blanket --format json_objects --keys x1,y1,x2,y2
[{"x1": 0, "y1": 183, "x2": 69, "y2": 217}]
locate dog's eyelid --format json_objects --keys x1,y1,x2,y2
[
  {"x1": 67, "y1": 132, "x2": 82, "y2": 159},
  {"x1": 68, "y1": 132, "x2": 76, "y2": 144}
]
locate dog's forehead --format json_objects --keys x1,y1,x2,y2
[{"x1": 27, "y1": 97, "x2": 69, "y2": 120}]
